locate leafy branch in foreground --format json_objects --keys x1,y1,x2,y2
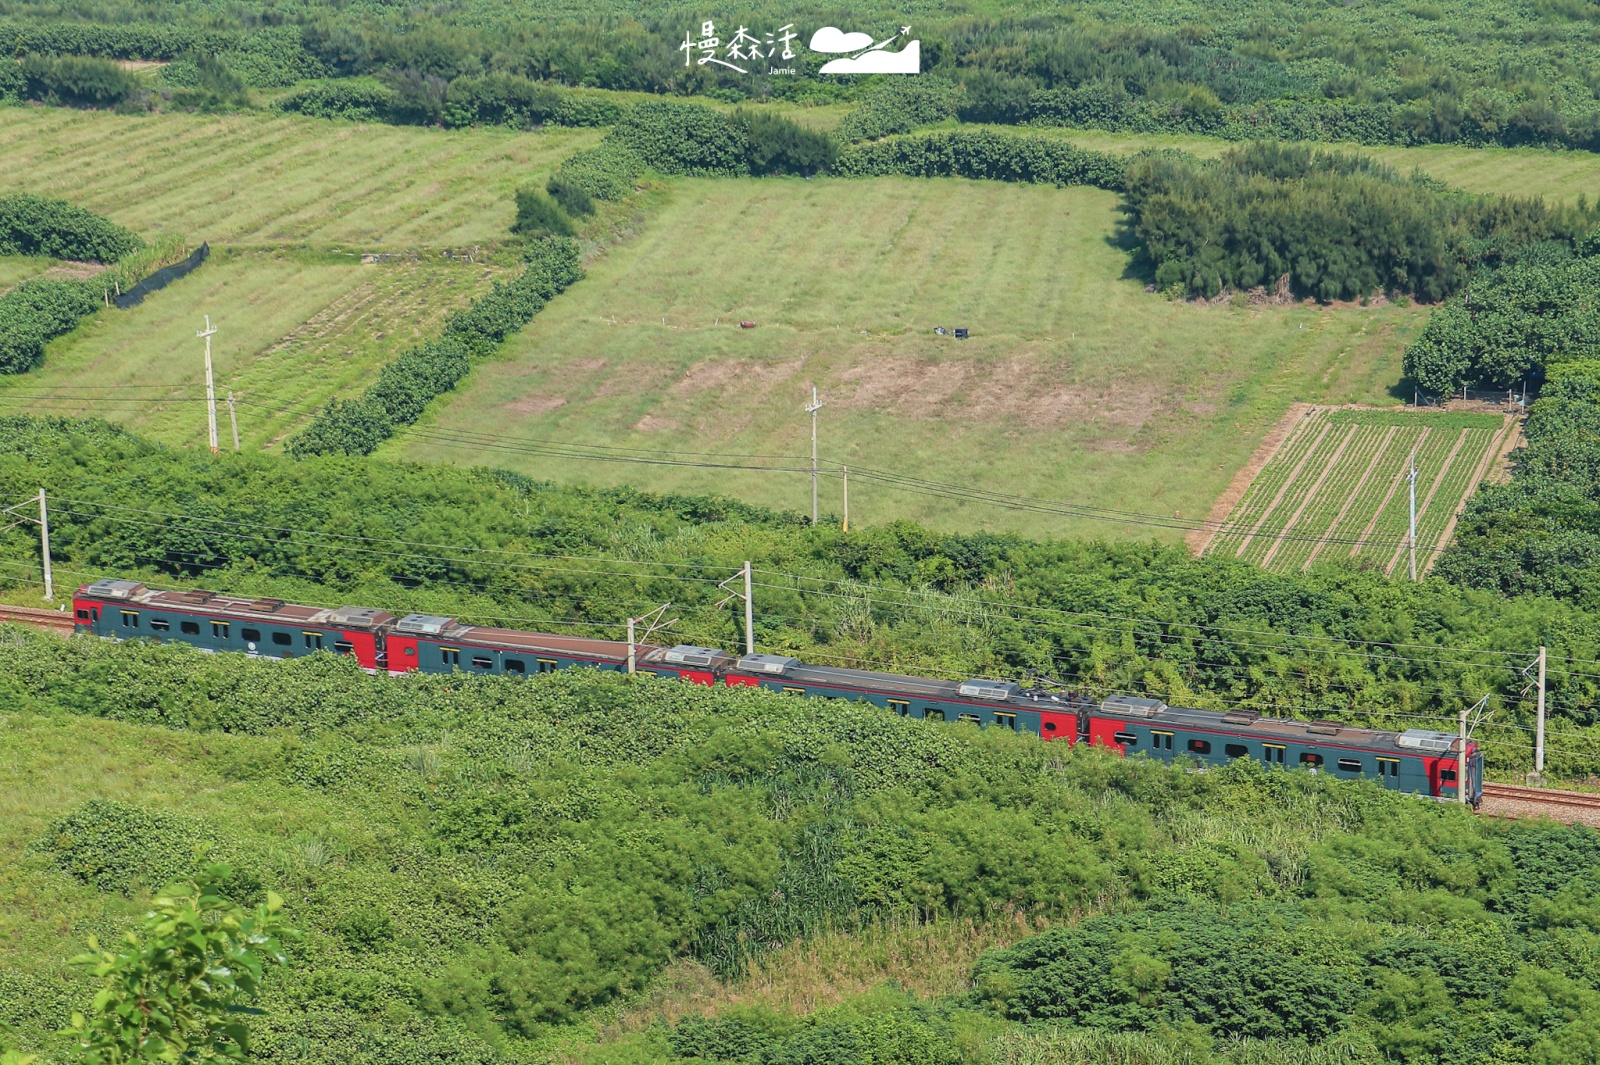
[{"x1": 66, "y1": 865, "x2": 295, "y2": 1065}]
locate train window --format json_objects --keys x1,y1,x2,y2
[
  {"x1": 1151, "y1": 731, "x2": 1174, "y2": 750},
  {"x1": 1262, "y1": 744, "x2": 1285, "y2": 764},
  {"x1": 210, "y1": 621, "x2": 230, "y2": 639},
  {"x1": 1300, "y1": 752, "x2": 1323, "y2": 766},
  {"x1": 888, "y1": 699, "x2": 910, "y2": 717},
  {"x1": 994, "y1": 712, "x2": 1017, "y2": 731},
  {"x1": 303, "y1": 632, "x2": 323, "y2": 650},
  {"x1": 1336, "y1": 758, "x2": 1364, "y2": 773},
  {"x1": 1188, "y1": 739, "x2": 1212, "y2": 754},
  {"x1": 272, "y1": 631, "x2": 291, "y2": 645},
  {"x1": 1440, "y1": 768, "x2": 1457, "y2": 783},
  {"x1": 1377, "y1": 758, "x2": 1400, "y2": 779},
  {"x1": 119, "y1": 610, "x2": 138, "y2": 628},
  {"x1": 505, "y1": 659, "x2": 526, "y2": 674},
  {"x1": 242, "y1": 628, "x2": 262, "y2": 643},
  {"x1": 1225, "y1": 743, "x2": 1248, "y2": 758},
  {"x1": 181, "y1": 621, "x2": 200, "y2": 635},
  {"x1": 1114, "y1": 731, "x2": 1139, "y2": 745},
  {"x1": 957, "y1": 713, "x2": 982, "y2": 724},
  {"x1": 782, "y1": 686, "x2": 806, "y2": 696},
  {"x1": 334, "y1": 641, "x2": 354, "y2": 655},
  {"x1": 1044, "y1": 721, "x2": 1057, "y2": 732},
  {"x1": 471, "y1": 656, "x2": 493, "y2": 669},
  {"x1": 924, "y1": 709, "x2": 946, "y2": 722},
  {"x1": 537, "y1": 658, "x2": 559, "y2": 673},
  {"x1": 76, "y1": 608, "x2": 90, "y2": 620},
  {"x1": 404, "y1": 646, "x2": 416, "y2": 656},
  {"x1": 441, "y1": 648, "x2": 461, "y2": 667},
  {"x1": 149, "y1": 618, "x2": 170, "y2": 632}
]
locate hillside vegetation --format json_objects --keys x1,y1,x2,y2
[{"x1": 2, "y1": 639, "x2": 1598, "y2": 1065}]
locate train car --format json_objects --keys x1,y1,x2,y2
[
  {"x1": 71, "y1": 578, "x2": 1481, "y2": 804},
  {"x1": 72, "y1": 579, "x2": 392, "y2": 671}
]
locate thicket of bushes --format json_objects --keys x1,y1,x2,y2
[
  {"x1": 5, "y1": 416, "x2": 1600, "y2": 776},
  {"x1": 286, "y1": 237, "x2": 582, "y2": 457},
  {"x1": 835, "y1": 129, "x2": 1124, "y2": 189},
  {"x1": 2, "y1": 638, "x2": 1597, "y2": 1063},
  {"x1": 273, "y1": 74, "x2": 623, "y2": 128},
  {"x1": 0, "y1": 280, "x2": 102, "y2": 374},
  {"x1": 1124, "y1": 143, "x2": 1600, "y2": 301}
]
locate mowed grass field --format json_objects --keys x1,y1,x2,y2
[
  {"x1": 0, "y1": 107, "x2": 602, "y2": 245},
  {"x1": 393, "y1": 175, "x2": 1431, "y2": 539},
  {"x1": 1202, "y1": 408, "x2": 1516, "y2": 574}
]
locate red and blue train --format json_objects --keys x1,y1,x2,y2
[{"x1": 72, "y1": 578, "x2": 1483, "y2": 804}]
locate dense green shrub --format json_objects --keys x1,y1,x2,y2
[
  {"x1": 837, "y1": 78, "x2": 964, "y2": 143},
  {"x1": 35, "y1": 800, "x2": 216, "y2": 896},
  {"x1": 1125, "y1": 143, "x2": 1599, "y2": 300},
  {"x1": 834, "y1": 130, "x2": 1124, "y2": 189},
  {"x1": 613, "y1": 100, "x2": 750, "y2": 176},
  {"x1": 512, "y1": 187, "x2": 574, "y2": 237},
  {"x1": 273, "y1": 79, "x2": 397, "y2": 121},
  {"x1": 551, "y1": 140, "x2": 648, "y2": 202},
  {"x1": 0, "y1": 279, "x2": 103, "y2": 374},
  {"x1": 287, "y1": 237, "x2": 583, "y2": 457},
  {"x1": 545, "y1": 177, "x2": 594, "y2": 217},
  {"x1": 739, "y1": 109, "x2": 838, "y2": 176},
  {"x1": 0, "y1": 196, "x2": 141, "y2": 262},
  {"x1": 18, "y1": 54, "x2": 136, "y2": 108}
]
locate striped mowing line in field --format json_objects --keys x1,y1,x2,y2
[
  {"x1": 1214, "y1": 416, "x2": 1334, "y2": 557},
  {"x1": 1349, "y1": 426, "x2": 1432, "y2": 560},
  {"x1": 1353, "y1": 425, "x2": 1481, "y2": 569},
  {"x1": 1421, "y1": 416, "x2": 1519, "y2": 574},
  {"x1": 1204, "y1": 412, "x2": 1324, "y2": 551},
  {"x1": 1258, "y1": 424, "x2": 1360, "y2": 568},
  {"x1": 1300, "y1": 425, "x2": 1399, "y2": 570},
  {"x1": 1266, "y1": 424, "x2": 1393, "y2": 572}
]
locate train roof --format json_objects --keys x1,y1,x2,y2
[
  {"x1": 455, "y1": 623, "x2": 654, "y2": 661},
  {"x1": 80, "y1": 580, "x2": 394, "y2": 629}
]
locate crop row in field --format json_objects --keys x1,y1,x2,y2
[{"x1": 1203, "y1": 408, "x2": 1513, "y2": 574}]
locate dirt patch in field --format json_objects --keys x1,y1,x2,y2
[
  {"x1": 508, "y1": 395, "x2": 566, "y2": 416},
  {"x1": 1189, "y1": 403, "x2": 1316, "y2": 556},
  {"x1": 666, "y1": 357, "x2": 806, "y2": 399},
  {"x1": 633, "y1": 414, "x2": 679, "y2": 432},
  {"x1": 43, "y1": 260, "x2": 108, "y2": 281}
]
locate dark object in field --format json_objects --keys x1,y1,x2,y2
[
  {"x1": 934, "y1": 326, "x2": 949, "y2": 335},
  {"x1": 113, "y1": 243, "x2": 209, "y2": 309},
  {"x1": 739, "y1": 321, "x2": 757, "y2": 329},
  {"x1": 954, "y1": 327, "x2": 969, "y2": 339}
]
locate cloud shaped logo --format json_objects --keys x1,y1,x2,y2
[
  {"x1": 817, "y1": 39, "x2": 920, "y2": 74},
  {"x1": 809, "y1": 27, "x2": 875, "y2": 53}
]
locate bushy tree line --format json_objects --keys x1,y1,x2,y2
[
  {"x1": 3, "y1": 640, "x2": 1597, "y2": 1062},
  {"x1": 286, "y1": 237, "x2": 583, "y2": 457},
  {"x1": 273, "y1": 75, "x2": 623, "y2": 128},
  {"x1": 5, "y1": 416, "x2": 1600, "y2": 775},
  {"x1": 0, "y1": 280, "x2": 103, "y2": 375},
  {"x1": 1124, "y1": 143, "x2": 1599, "y2": 300},
  {"x1": 834, "y1": 129, "x2": 1124, "y2": 189},
  {"x1": 0, "y1": 195, "x2": 141, "y2": 263}
]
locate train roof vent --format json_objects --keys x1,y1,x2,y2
[
  {"x1": 396, "y1": 613, "x2": 457, "y2": 636},
  {"x1": 326, "y1": 606, "x2": 386, "y2": 628},
  {"x1": 1307, "y1": 720, "x2": 1345, "y2": 735},
  {"x1": 170, "y1": 589, "x2": 215, "y2": 604},
  {"x1": 959, "y1": 679, "x2": 1021, "y2": 700},
  {"x1": 1397, "y1": 729, "x2": 1457, "y2": 752},
  {"x1": 1221, "y1": 709, "x2": 1262, "y2": 725},
  {"x1": 737, "y1": 653, "x2": 798, "y2": 675},
  {"x1": 1102, "y1": 695, "x2": 1166, "y2": 717},
  {"x1": 247, "y1": 598, "x2": 285, "y2": 612},
  {"x1": 663, "y1": 645, "x2": 723, "y2": 667},
  {"x1": 86, "y1": 579, "x2": 147, "y2": 599}
]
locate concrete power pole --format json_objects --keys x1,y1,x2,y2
[
  {"x1": 198, "y1": 316, "x2": 219, "y2": 454},
  {"x1": 842, "y1": 465, "x2": 849, "y2": 533},
  {"x1": 1535, "y1": 644, "x2": 1547, "y2": 782},
  {"x1": 1458, "y1": 707, "x2": 1468, "y2": 805},
  {"x1": 627, "y1": 616, "x2": 636, "y2": 675},
  {"x1": 38, "y1": 488, "x2": 50, "y2": 602},
  {"x1": 1408, "y1": 448, "x2": 1418, "y2": 582},
  {"x1": 805, "y1": 387, "x2": 823, "y2": 525}
]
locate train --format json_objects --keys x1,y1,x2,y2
[{"x1": 71, "y1": 577, "x2": 1483, "y2": 805}]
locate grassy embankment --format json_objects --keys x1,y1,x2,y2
[{"x1": 0, "y1": 108, "x2": 603, "y2": 447}]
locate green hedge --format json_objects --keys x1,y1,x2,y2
[
  {"x1": 0, "y1": 279, "x2": 103, "y2": 374},
  {"x1": 549, "y1": 140, "x2": 649, "y2": 202},
  {"x1": 0, "y1": 195, "x2": 141, "y2": 262},
  {"x1": 833, "y1": 130, "x2": 1125, "y2": 190},
  {"x1": 287, "y1": 237, "x2": 583, "y2": 457}
]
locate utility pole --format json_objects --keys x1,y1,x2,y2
[
  {"x1": 227, "y1": 391, "x2": 240, "y2": 452},
  {"x1": 1, "y1": 490, "x2": 53, "y2": 600},
  {"x1": 1458, "y1": 707, "x2": 1468, "y2": 805},
  {"x1": 716, "y1": 563, "x2": 755, "y2": 656},
  {"x1": 1535, "y1": 644, "x2": 1547, "y2": 782},
  {"x1": 842, "y1": 465, "x2": 849, "y2": 533},
  {"x1": 627, "y1": 616, "x2": 636, "y2": 674},
  {"x1": 198, "y1": 316, "x2": 219, "y2": 454},
  {"x1": 1408, "y1": 447, "x2": 1418, "y2": 582},
  {"x1": 805, "y1": 386, "x2": 823, "y2": 525},
  {"x1": 627, "y1": 603, "x2": 676, "y2": 676}
]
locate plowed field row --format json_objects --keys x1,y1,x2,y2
[{"x1": 1204, "y1": 409, "x2": 1511, "y2": 574}]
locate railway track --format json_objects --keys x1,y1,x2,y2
[
  {"x1": 0, "y1": 602, "x2": 75, "y2": 634},
  {"x1": 1482, "y1": 782, "x2": 1600, "y2": 813}
]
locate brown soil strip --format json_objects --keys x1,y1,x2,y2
[
  {"x1": 1351, "y1": 427, "x2": 1430, "y2": 559},
  {"x1": 1232, "y1": 419, "x2": 1333, "y2": 560},
  {"x1": 1191, "y1": 403, "x2": 1316, "y2": 556},
  {"x1": 1421, "y1": 415, "x2": 1521, "y2": 575},
  {"x1": 1302, "y1": 426, "x2": 1397, "y2": 571},
  {"x1": 1384, "y1": 428, "x2": 1469, "y2": 577},
  {"x1": 1260, "y1": 424, "x2": 1358, "y2": 569}
]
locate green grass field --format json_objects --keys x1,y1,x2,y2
[
  {"x1": 1202, "y1": 408, "x2": 1514, "y2": 573},
  {"x1": 392, "y1": 175, "x2": 1429, "y2": 539},
  {"x1": 0, "y1": 249, "x2": 508, "y2": 450},
  {"x1": 0, "y1": 107, "x2": 602, "y2": 246}
]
